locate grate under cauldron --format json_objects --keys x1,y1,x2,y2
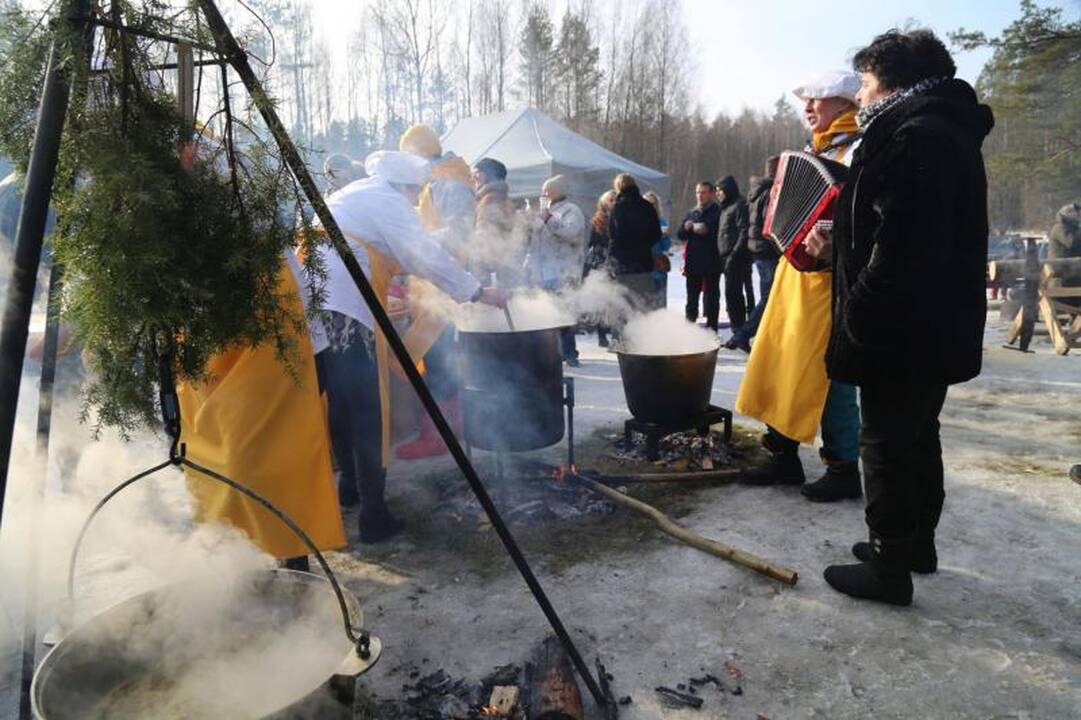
[{"x1": 609, "y1": 420, "x2": 739, "y2": 471}]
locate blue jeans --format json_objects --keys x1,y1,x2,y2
[
  {"x1": 821, "y1": 381, "x2": 860, "y2": 463},
  {"x1": 733, "y1": 256, "x2": 777, "y2": 343}
]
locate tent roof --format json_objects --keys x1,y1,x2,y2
[{"x1": 441, "y1": 107, "x2": 668, "y2": 202}]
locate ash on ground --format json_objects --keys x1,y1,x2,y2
[
  {"x1": 609, "y1": 428, "x2": 742, "y2": 471},
  {"x1": 356, "y1": 661, "x2": 526, "y2": 719},
  {"x1": 432, "y1": 459, "x2": 615, "y2": 529}
]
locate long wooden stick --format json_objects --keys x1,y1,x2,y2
[
  {"x1": 575, "y1": 476, "x2": 799, "y2": 586},
  {"x1": 586, "y1": 468, "x2": 741, "y2": 485}
]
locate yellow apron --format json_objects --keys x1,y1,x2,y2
[
  {"x1": 396, "y1": 155, "x2": 476, "y2": 377},
  {"x1": 735, "y1": 258, "x2": 833, "y2": 443},
  {"x1": 179, "y1": 264, "x2": 346, "y2": 559},
  {"x1": 735, "y1": 111, "x2": 859, "y2": 444}
]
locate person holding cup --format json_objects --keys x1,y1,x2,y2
[{"x1": 676, "y1": 181, "x2": 724, "y2": 330}]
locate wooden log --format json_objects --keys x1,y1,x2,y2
[
  {"x1": 574, "y1": 476, "x2": 799, "y2": 586},
  {"x1": 989, "y1": 257, "x2": 1081, "y2": 282},
  {"x1": 528, "y1": 635, "x2": 584, "y2": 720},
  {"x1": 584, "y1": 468, "x2": 741, "y2": 485},
  {"x1": 486, "y1": 686, "x2": 519, "y2": 717},
  {"x1": 1039, "y1": 296, "x2": 1070, "y2": 355}
]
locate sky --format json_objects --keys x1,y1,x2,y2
[{"x1": 306, "y1": 0, "x2": 1081, "y2": 118}]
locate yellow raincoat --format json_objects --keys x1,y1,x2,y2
[
  {"x1": 735, "y1": 110, "x2": 860, "y2": 443},
  {"x1": 178, "y1": 263, "x2": 345, "y2": 559}
]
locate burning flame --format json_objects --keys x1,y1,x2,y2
[
  {"x1": 481, "y1": 707, "x2": 500, "y2": 716},
  {"x1": 550, "y1": 464, "x2": 579, "y2": 484}
]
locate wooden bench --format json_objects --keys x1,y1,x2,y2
[{"x1": 989, "y1": 256, "x2": 1081, "y2": 355}]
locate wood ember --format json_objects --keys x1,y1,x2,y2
[
  {"x1": 432, "y1": 460, "x2": 615, "y2": 528},
  {"x1": 486, "y1": 686, "x2": 519, "y2": 716},
  {"x1": 609, "y1": 429, "x2": 740, "y2": 470},
  {"x1": 655, "y1": 685, "x2": 704, "y2": 709},
  {"x1": 371, "y1": 661, "x2": 528, "y2": 719}
]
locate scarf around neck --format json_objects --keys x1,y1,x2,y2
[
  {"x1": 811, "y1": 109, "x2": 860, "y2": 153},
  {"x1": 856, "y1": 76, "x2": 950, "y2": 130}
]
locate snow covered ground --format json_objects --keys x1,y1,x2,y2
[{"x1": 1, "y1": 269, "x2": 1079, "y2": 718}]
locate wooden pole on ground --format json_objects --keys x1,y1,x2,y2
[{"x1": 574, "y1": 475, "x2": 799, "y2": 586}]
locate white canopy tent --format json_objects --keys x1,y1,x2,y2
[{"x1": 441, "y1": 107, "x2": 670, "y2": 213}]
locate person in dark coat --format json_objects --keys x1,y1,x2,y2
[
  {"x1": 583, "y1": 190, "x2": 617, "y2": 345},
  {"x1": 1047, "y1": 201, "x2": 1080, "y2": 260},
  {"x1": 817, "y1": 29, "x2": 994, "y2": 606},
  {"x1": 676, "y1": 181, "x2": 723, "y2": 329},
  {"x1": 607, "y1": 173, "x2": 661, "y2": 313},
  {"x1": 727, "y1": 157, "x2": 780, "y2": 350},
  {"x1": 715, "y1": 175, "x2": 751, "y2": 334}
]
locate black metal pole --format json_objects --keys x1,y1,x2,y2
[
  {"x1": 17, "y1": 263, "x2": 64, "y2": 720},
  {"x1": 195, "y1": 0, "x2": 607, "y2": 706},
  {"x1": 0, "y1": 0, "x2": 89, "y2": 531}
]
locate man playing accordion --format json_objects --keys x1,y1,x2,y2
[{"x1": 735, "y1": 71, "x2": 863, "y2": 503}]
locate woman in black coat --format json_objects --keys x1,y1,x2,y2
[
  {"x1": 607, "y1": 173, "x2": 661, "y2": 312},
  {"x1": 816, "y1": 29, "x2": 994, "y2": 606}
]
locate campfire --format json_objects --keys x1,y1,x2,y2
[{"x1": 433, "y1": 458, "x2": 615, "y2": 529}]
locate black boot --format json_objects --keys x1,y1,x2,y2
[
  {"x1": 358, "y1": 470, "x2": 403, "y2": 544},
  {"x1": 801, "y1": 461, "x2": 862, "y2": 502},
  {"x1": 852, "y1": 532, "x2": 937, "y2": 574},
  {"x1": 338, "y1": 471, "x2": 359, "y2": 508},
  {"x1": 740, "y1": 451, "x2": 805, "y2": 486},
  {"x1": 825, "y1": 532, "x2": 913, "y2": 606},
  {"x1": 282, "y1": 555, "x2": 310, "y2": 572}
]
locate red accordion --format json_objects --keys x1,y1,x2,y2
[{"x1": 763, "y1": 150, "x2": 849, "y2": 272}]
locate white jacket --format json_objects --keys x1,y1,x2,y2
[
  {"x1": 314, "y1": 176, "x2": 480, "y2": 330},
  {"x1": 526, "y1": 199, "x2": 587, "y2": 286}
]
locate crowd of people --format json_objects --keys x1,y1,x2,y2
[{"x1": 4, "y1": 26, "x2": 1039, "y2": 610}]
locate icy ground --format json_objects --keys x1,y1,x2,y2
[
  {"x1": 1, "y1": 272, "x2": 1079, "y2": 719},
  {"x1": 336, "y1": 310, "x2": 1080, "y2": 720}
]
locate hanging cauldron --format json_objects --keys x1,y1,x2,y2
[
  {"x1": 616, "y1": 344, "x2": 720, "y2": 426},
  {"x1": 31, "y1": 569, "x2": 379, "y2": 720},
  {"x1": 458, "y1": 325, "x2": 570, "y2": 452}
]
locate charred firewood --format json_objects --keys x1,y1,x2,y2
[
  {"x1": 655, "y1": 686, "x2": 704, "y2": 709},
  {"x1": 527, "y1": 635, "x2": 584, "y2": 720}
]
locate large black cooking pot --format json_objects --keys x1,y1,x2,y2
[
  {"x1": 616, "y1": 345, "x2": 719, "y2": 426},
  {"x1": 459, "y1": 326, "x2": 567, "y2": 451}
]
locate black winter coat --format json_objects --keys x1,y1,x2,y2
[
  {"x1": 826, "y1": 79, "x2": 994, "y2": 387},
  {"x1": 715, "y1": 176, "x2": 749, "y2": 263},
  {"x1": 676, "y1": 201, "x2": 722, "y2": 275},
  {"x1": 746, "y1": 176, "x2": 778, "y2": 259},
  {"x1": 608, "y1": 187, "x2": 661, "y2": 274}
]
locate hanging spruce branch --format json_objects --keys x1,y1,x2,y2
[{"x1": 0, "y1": 1, "x2": 326, "y2": 435}]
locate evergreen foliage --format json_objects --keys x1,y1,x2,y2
[
  {"x1": 0, "y1": 1, "x2": 323, "y2": 434},
  {"x1": 953, "y1": 0, "x2": 1081, "y2": 230}
]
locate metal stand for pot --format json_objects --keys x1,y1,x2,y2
[
  {"x1": 624, "y1": 404, "x2": 733, "y2": 461},
  {"x1": 463, "y1": 376, "x2": 577, "y2": 469}
]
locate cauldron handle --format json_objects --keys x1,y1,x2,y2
[{"x1": 64, "y1": 448, "x2": 372, "y2": 658}]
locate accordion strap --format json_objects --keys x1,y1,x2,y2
[{"x1": 809, "y1": 132, "x2": 862, "y2": 157}]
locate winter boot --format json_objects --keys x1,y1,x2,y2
[
  {"x1": 740, "y1": 450, "x2": 806, "y2": 486},
  {"x1": 801, "y1": 461, "x2": 862, "y2": 502},
  {"x1": 825, "y1": 532, "x2": 913, "y2": 606},
  {"x1": 394, "y1": 395, "x2": 462, "y2": 460},
  {"x1": 281, "y1": 555, "x2": 310, "y2": 572},
  {"x1": 853, "y1": 531, "x2": 937, "y2": 574},
  {"x1": 358, "y1": 470, "x2": 403, "y2": 544}
]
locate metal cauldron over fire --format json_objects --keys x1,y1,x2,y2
[{"x1": 458, "y1": 324, "x2": 575, "y2": 460}]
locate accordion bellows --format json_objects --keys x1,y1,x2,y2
[{"x1": 763, "y1": 151, "x2": 849, "y2": 272}]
